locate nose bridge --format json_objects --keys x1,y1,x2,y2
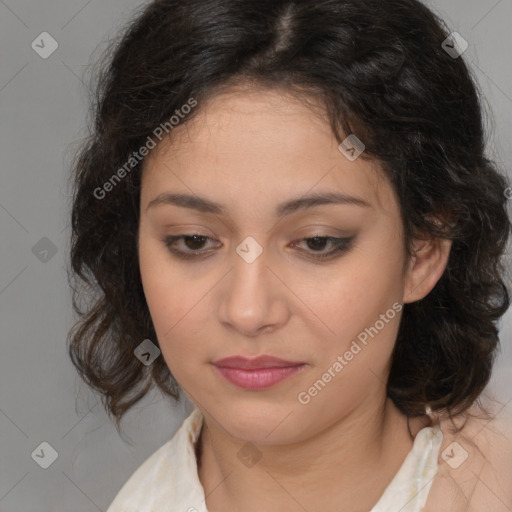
[
  {"x1": 230, "y1": 237, "x2": 272, "y2": 309},
  {"x1": 218, "y1": 235, "x2": 286, "y2": 334}
]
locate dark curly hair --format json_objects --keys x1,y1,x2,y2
[{"x1": 67, "y1": 0, "x2": 511, "y2": 435}]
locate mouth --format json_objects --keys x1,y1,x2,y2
[
  {"x1": 212, "y1": 355, "x2": 307, "y2": 390},
  {"x1": 212, "y1": 355, "x2": 306, "y2": 369}
]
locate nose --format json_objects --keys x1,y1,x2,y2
[{"x1": 216, "y1": 246, "x2": 290, "y2": 338}]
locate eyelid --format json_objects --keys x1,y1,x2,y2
[
  {"x1": 293, "y1": 225, "x2": 354, "y2": 240},
  {"x1": 161, "y1": 232, "x2": 355, "y2": 262}
]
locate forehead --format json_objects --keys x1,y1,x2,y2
[{"x1": 141, "y1": 87, "x2": 393, "y2": 218}]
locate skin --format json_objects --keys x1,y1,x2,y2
[
  {"x1": 424, "y1": 406, "x2": 512, "y2": 511},
  {"x1": 138, "y1": 85, "x2": 453, "y2": 511}
]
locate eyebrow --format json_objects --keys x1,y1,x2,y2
[{"x1": 146, "y1": 191, "x2": 372, "y2": 217}]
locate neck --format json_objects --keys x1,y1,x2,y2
[{"x1": 197, "y1": 396, "x2": 430, "y2": 512}]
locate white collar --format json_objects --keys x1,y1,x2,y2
[{"x1": 107, "y1": 407, "x2": 443, "y2": 512}]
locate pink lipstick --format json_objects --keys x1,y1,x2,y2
[{"x1": 212, "y1": 356, "x2": 306, "y2": 390}]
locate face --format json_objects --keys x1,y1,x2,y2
[{"x1": 138, "y1": 86, "x2": 422, "y2": 445}]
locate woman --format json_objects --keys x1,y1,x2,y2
[{"x1": 68, "y1": 0, "x2": 512, "y2": 510}]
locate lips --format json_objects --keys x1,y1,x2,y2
[
  {"x1": 212, "y1": 355, "x2": 305, "y2": 370},
  {"x1": 212, "y1": 356, "x2": 307, "y2": 390}
]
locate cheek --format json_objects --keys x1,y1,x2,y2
[
  {"x1": 299, "y1": 261, "x2": 401, "y2": 337},
  {"x1": 139, "y1": 240, "x2": 169, "y2": 322},
  {"x1": 138, "y1": 236, "x2": 210, "y2": 374},
  {"x1": 139, "y1": 236, "x2": 188, "y2": 337},
  {"x1": 297, "y1": 254, "x2": 404, "y2": 376}
]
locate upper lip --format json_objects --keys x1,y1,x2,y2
[{"x1": 212, "y1": 356, "x2": 305, "y2": 370}]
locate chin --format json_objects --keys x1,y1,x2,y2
[{"x1": 208, "y1": 403, "x2": 306, "y2": 445}]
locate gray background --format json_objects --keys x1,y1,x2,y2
[{"x1": 0, "y1": 1, "x2": 511, "y2": 510}]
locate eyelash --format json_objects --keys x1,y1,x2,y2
[{"x1": 162, "y1": 234, "x2": 354, "y2": 261}]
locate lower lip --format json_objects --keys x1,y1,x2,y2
[{"x1": 214, "y1": 365, "x2": 306, "y2": 390}]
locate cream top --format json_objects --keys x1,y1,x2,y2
[{"x1": 107, "y1": 407, "x2": 444, "y2": 512}]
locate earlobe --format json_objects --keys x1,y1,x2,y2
[{"x1": 403, "y1": 233, "x2": 452, "y2": 304}]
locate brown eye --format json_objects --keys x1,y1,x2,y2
[
  {"x1": 162, "y1": 234, "x2": 353, "y2": 262},
  {"x1": 291, "y1": 236, "x2": 353, "y2": 260},
  {"x1": 163, "y1": 234, "x2": 218, "y2": 260}
]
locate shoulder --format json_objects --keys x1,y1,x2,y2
[
  {"x1": 105, "y1": 434, "x2": 178, "y2": 512},
  {"x1": 106, "y1": 407, "x2": 204, "y2": 512},
  {"x1": 425, "y1": 398, "x2": 512, "y2": 512}
]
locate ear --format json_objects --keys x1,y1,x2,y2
[{"x1": 403, "y1": 217, "x2": 453, "y2": 304}]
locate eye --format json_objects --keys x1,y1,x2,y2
[
  {"x1": 291, "y1": 235, "x2": 353, "y2": 260},
  {"x1": 162, "y1": 234, "x2": 354, "y2": 261},
  {"x1": 163, "y1": 234, "x2": 218, "y2": 260}
]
